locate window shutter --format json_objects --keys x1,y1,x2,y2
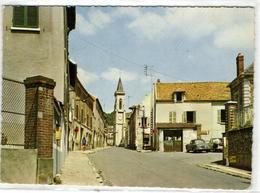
[
  {"x1": 169, "y1": 112, "x2": 173, "y2": 123},
  {"x1": 27, "y1": 6, "x2": 38, "y2": 27},
  {"x1": 13, "y1": 6, "x2": 25, "y2": 27},
  {"x1": 13, "y1": 6, "x2": 38, "y2": 28},
  {"x1": 193, "y1": 111, "x2": 196, "y2": 123},
  {"x1": 217, "y1": 110, "x2": 221, "y2": 123},
  {"x1": 173, "y1": 112, "x2": 176, "y2": 123},
  {"x1": 182, "y1": 112, "x2": 187, "y2": 123}
]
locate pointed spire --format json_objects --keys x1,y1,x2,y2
[
  {"x1": 115, "y1": 77, "x2": 125, "y2": 96},
  {"x1": 117, "y1": 78, "x2": 124, "y2": 92}
]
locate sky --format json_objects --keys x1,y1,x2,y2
[{"x1": 69, "y1": 6, "x2": 255, "y2": 113}]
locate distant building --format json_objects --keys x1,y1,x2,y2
[
  {"x1": 124, "y1": 112, "x2": 131, "y2": 148},
  {"x1": 106, "y1": 125, "x2": 114, "y2": 146},
  {"x1": 68, "y1": 61, "x2": 94, "y2": 151},
  {"x1": 224, "y1": 53, "x2": 253, "y2": 170},
  {"x1": 92, "y1": 97, "x2": 107, "y2": 148},
  {"x1": 128, "y1": 105, "x2": 150, "y2": 151},
  {"x1": 153, "y1": 80, "x2": 230, "y2": 152},
  {"x1": 114, "y1": 78, "x2": 126, "y2": 146}
]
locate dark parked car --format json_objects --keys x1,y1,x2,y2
[
  {"x1": 186, "y1": 139, "x2": 209, "y2": 153},
  {"x1": 208, "y1": 138, "x2": 223, "y2": 152}
]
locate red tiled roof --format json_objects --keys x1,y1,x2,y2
[{"x1": 156, "y1": 82, "x2": 231, "y2": 101}]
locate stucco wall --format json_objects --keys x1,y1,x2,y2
[
  {"x1": 211, "y1": 102, "x2": 226, "y2": 139},
  {"x1": 156, "y1": 102, "x2": 226, "y2": 141},
  {"x1": 183, "y1": 129, "x2": 197, "y2": 151},
  {"x1": 1, "y1": 148, "x2": 37, "y2": 183},
  {"x1": 3, "y1": 6, "x2": 66, "y2": 103}
]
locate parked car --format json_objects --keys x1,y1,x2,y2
[
  {"x1": 186, "y1": 139, "x2": 209, "y2": 153},
  {"x1": 208, "y1": 138, "x2": 223, "y2": 152}
]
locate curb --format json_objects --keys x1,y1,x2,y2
[
  {"x1": 137, "y1": 150, "x2": 152, "y2": 153},
  {"x1": 84, "y1": 146, "x2": 112, "y2": 155},
  {"x1": 88, "y1": 158, "x2": 104, "y2": 185},
  {"x1": 198, "y1": 163, "x2": 251, "y2": 180}
]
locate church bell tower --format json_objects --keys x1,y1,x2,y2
[{"x1": 114, "y1": 78, "x2": 125, "y2": 146}]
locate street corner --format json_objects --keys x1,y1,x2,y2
[{"x1": 197, "y1": 163, "x2": 251, "y2": 180}]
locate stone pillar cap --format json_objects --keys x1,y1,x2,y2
[
  {"x1": 24, "y1": 76, "x2": 56, "y2": 89},
  {"x1": 225, "y1": 101, "x2": 238, "y2": 105}
]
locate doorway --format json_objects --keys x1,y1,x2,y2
[{"x1": 163, "y1": 129, "x2": 183, "y2": 152}]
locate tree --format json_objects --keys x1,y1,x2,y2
[{"x1": 105, "y1": 111, "x2": 115, "y2": 126}]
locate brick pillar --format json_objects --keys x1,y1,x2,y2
[
  {"x1": 225, "y1": 101, "x2": 238, "y2": 131},
  {"x1": 24, "y1": 76, "x2": 56, "y2": 184}
]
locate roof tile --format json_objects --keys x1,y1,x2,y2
[{"x1": 156, "y1": 82, "x2": 231, "y2": 101}]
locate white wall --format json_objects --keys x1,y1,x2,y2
[
  {"x1": 159, "y1": 129, "x2": 164, "y2": 152},
  {"x1": 183, "y1": 129, "x2": 197, "y2": 151},
  {"x1": 210, "y1": 102, "x2": 226, "y2": 139},
  {"x1": 156, "y1": 101, "x2": 226, "y2": 141}
]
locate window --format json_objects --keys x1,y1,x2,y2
[
  {"x1": 81, "y1": 109, "x2": 84, "y2": 123},
  {"x1": 173, "y1": 92, "x2": 184, "y2": 102},
  {"x1": 218, "y1": 109, "x2": 226, "y2": 124},
  {"x1": 176, "y1": 92, "x2": 183, "y2": 102},
  {"x1": 183, "y1": 111, "x2": 196, "y2": 123},
  {"x1": 87, "y1": 114, "x2": 89, "y2": 126},
  {"x1": 169, "y1": 112, "x2": 176, "y2": 123},
  {"x1": 119, "y1": 99, "x2": 122, "y2": 110},
  {"x1": 75, "y1": 105, "x2": 79, "y2": 119},
  {"x1": 141, "y1": 117, "x2": 147, "y2": 128},
  {"x1": 13, "y1": 6, "x2": 39, "y2": 28}
]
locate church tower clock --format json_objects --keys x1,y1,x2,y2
[{"x1": 114, "y1": 78, "x2": 125, "y2": 146}]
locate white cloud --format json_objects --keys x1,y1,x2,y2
[
  {"x1": 113, "y1": 7, "x2": 142, "y2": 18},
  {"x1": 214, "y1": 22, "x2": 254, "y2": 49},
  {"x1": 122, "y1": 7, "x2": 254, "y2": 49},
  {"x1": 77, "y1": 67, "x2": 99, "y2": 85},
  {"x1": 76, "y1": 9, "x2": 111, "y2": 36},
  {"x1": 101, "y1": 67, "x2": 138, "y2": 82},
  {"x1": 140, "y1": 76, "x2": 150, "y2": 84},
  {"x1": 128, "y1": 12, "x2": 169, "y2": 40},
  {"x1": 77, "y1": 7, "x2": 254, "y2": 49}
]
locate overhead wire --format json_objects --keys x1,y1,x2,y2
[{"x1": 70, "y1": 36, "x2": 188, "y2": 82}]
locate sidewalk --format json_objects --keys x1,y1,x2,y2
[
  {"x1": 198, "y1": 162, "x2": 251, "y2": 180},
  {"x1": 60, "y1": 147, "x2": 110, "y2": 186}
]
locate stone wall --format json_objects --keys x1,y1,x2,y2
[
  {"x1": 226, "y1": 127, "x2": 252, "y2": 170},
  {"x1": 1, "y1": 149, "x2": 37, "y2": 183}
]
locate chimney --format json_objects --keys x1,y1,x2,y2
[
  {"x1": 157, "y1": 79, "x2": 161, "y2": 83},
  {"x1": 236, "y1": 53, "x2": 244, "y2": 77}
]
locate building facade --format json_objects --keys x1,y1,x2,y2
[
  {"x1": 114, "y1": 78, "x2": 126, "y2": 146},
  {"x1": 1, "y1": 6, "x2": 75, "y2": 183},
  {"x1": 154, "y1": 80, "x2": 230, "y2": 152},
  {"x1": 106, "y1": 125, "x2": 114, "y2": 146},
  {"x1": 68, "y1": 65, "x2": 94, "y2": 151},
  {"x1": 92, "y1": 98, "x2": 107, "y2": 148},
  {"x1": 128, "y1": 105, "x2": 150, "y2": 151},
  {"x1": 224, "y1": 53, "x2": 253, "y2": 170}
]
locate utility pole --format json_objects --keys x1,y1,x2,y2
[{"x1": 144, "y1": 65, "x2": 154, "y2": 149}]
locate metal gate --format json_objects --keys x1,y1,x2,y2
[
  {"x1": 1, "y1": 78, "x2": 25, "y2": 147},
  {"x1": 163, "y1": 130, "x2": 183, "y2": 152}
]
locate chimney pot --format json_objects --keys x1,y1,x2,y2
[{"x1": 236, "y1": 53, "x2": 244, "y2": 77}]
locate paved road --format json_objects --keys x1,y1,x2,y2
[{"x1": 88, "y1": 147, "x2": 251, "y2": 189}]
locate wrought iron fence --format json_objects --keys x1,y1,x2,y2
[{"x1": 1, "y1": 77, "x2": 25, "y2": 147}]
